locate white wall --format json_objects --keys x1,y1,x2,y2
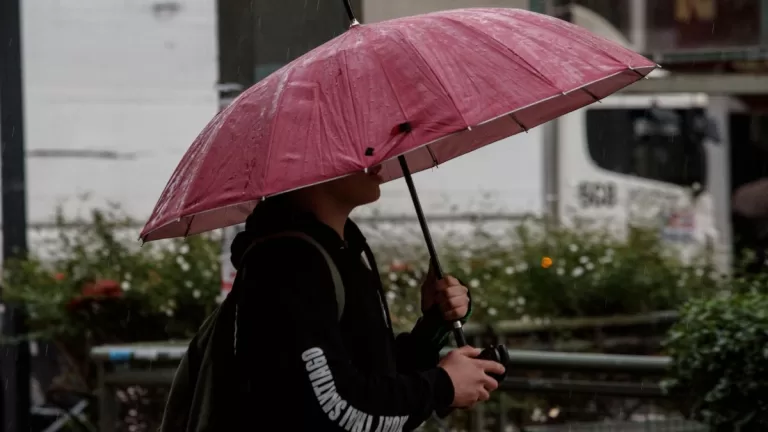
[{"x1": 19, "y1": 0, "x2": 218, "y2": 226}]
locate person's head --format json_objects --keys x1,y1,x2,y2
[{"x1": 283, "y1": 165, "x2": 383, "y2": 231}]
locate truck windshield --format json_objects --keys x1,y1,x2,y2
[{"x1": 586, "y1": 108, "x2": 709, "y2": 187}]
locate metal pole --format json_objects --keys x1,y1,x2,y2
[
  {"x1": 0, "y1": 0, "x2": 31, "y2": 430},
  {"x1": 397, "y1": 156, "x2": 468, "y2": 347}
]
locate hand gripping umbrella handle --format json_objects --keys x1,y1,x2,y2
[
  {"x1": 397, "y1": 156, "x2": 509, "y2": 419},
  {"x1": 397, "y1": 156, "x2": 467, "y2": 347}
]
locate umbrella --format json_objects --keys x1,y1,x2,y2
[{"x1": 140, "y1": 3, "x2": 658, "y2": 345}]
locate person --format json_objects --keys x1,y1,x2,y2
[{"x1": 160, "y1": 164, "x2": 505, "y2": 432}]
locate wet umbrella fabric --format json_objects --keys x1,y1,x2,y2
[{"x1": 140, "y1": 7, "x2": 657, "y2": 242}]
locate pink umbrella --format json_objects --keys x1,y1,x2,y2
[
  {"x1": 141, "y1": 4, "x2": 657, "y2": 346},
  {"x1": 141, "y1": 7, "x2": 656, "y2": 242}
]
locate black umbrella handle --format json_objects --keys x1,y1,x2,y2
[{"x1": 397, "y1": 156, "x2": 468, "y2": 347}]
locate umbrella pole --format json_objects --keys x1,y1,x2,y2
[{"x1": 397, "y1": 155, "x2": 468, "y2": 347}]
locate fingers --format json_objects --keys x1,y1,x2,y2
[
  {"x1": 435, "y1": 275, "x2": 461, "y2": 290},
  {"x1": 476, "y1": 359, "x2": 507, "y2": 376},
  {"x1": 438, "y1": 284, "x2": 468, "y2": 299},
  {"x1": 476, "y1": 388, "x2": 491, "y2": 402},
  {"x1": 439, "y1": 292, "x2": 469, "y2": 320},
  {"x1": 453, "y1": 345, "x2": 482, "y2": 357},
  {"x1": 442, "y1": 306, "x2": 469, "y2": 321},
  {"x1": 481, "y1": 374, "x2": 499, "y2": 392}
]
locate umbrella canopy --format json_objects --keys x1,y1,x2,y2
[{"x1": 141, "y1": 7, "x2": 657, "y2": 242}]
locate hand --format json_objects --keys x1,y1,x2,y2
[
  {"x1": 421, "y1": 265, "x2": 470, "y2": 321},
  {"x1": 438, "y1": 346, "x2": 506, "y2": 408}
]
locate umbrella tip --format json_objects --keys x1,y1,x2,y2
[{"x1": 350, "y1": 19, "x2": 361, "y2": 27}]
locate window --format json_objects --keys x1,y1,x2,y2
[{"x1": 586, "y1": 108, "x2": 709, "y2": 187}]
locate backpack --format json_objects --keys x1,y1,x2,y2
[
  {"x1": 159, "y1": 230, "x2": 345, "y2": 432},
  {"x1": 236, "y1": 230, "x2": 346, "y2": 322}
]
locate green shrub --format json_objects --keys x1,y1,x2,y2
[
  {"x1": 663, "y1": 288, "x2": 768, "y2": 431},
  {"x1": 2, "y1": 207, "x2": 221, "y2": 390},
  {"x1": 379, "y1": 217, "x2": 720, "y2": 331}
]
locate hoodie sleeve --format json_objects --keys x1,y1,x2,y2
[
  {"x1": 394, "y1": 290, "x2": 473, "y2": 374},
  {"x1": 239, "y1": 237, "x2": 454, "y2": 432}
]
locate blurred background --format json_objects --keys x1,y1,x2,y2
[{"x1": 1, "y1": 0, "x2": 768, "y2": 431}]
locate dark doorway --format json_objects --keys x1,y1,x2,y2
[{"x1": 730, "y1": 112, "x2": 768, "y2": 273}]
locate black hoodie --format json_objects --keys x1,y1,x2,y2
[{"x1": 227, "y1": 200, "x2": 457, "y2": 431}]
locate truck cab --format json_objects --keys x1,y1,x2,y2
[{"x1": 557, "y1": 92, "x2": 723, "y2": 269}]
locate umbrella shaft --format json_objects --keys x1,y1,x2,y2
[
  {"x1": 341, "y1": 0, "x2": 356, "y2": 22},
  {"x1": 397, "y1": 156, "x2": 444, "y2": 277},
  {"x1": 397, "y1": 156, "x2": 467, "y2": 347}
]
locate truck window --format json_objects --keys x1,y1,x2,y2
[{"x1": 585, "y1": 108, "x2": 708, "y2": 187}]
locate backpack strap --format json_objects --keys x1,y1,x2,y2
[{"x1": 237, "y1": 231, "x2": 345, "y2": 321}]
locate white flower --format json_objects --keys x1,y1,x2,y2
[
  {"x1": 556, "y1": 267, "x2": 565, "y2": 276},
  {"x1": 585, "y1": 262, "x2": 595, "y2": 271},
  {"x1": 572, "y1": 267, "x2": 584, "y2": 277},
  {"x1": 505, "y1": 266, "x2": 515, "y2": 275},
  {"x1": 184, "y1": 280, "x2": 194, "y2": 288},
  {"x1": 599, "y1": 255, "x2": 613, "y2": 264},
  {"x1": 488, "y1": 307, "x2": 498, "y2": 316},
  {"x1": 579, "y1": 256, "x2": 589, "y2": 264},
  {"x1": 569, "y1": 244, "x2": 579, "y2": 253},
  {"x1": 407, "y1": 278, "x2": 418, "y2": 288},
  {"x1": 516, "y1": 263, "x2": 528, "y2": 272},
  {"x1": 469, "y1": 279, "x2": 480, "y2": 288},
  {"x1": 388, "y1": 272, "x2": 398, "y2": 282},
  {"x1": 179, "y1": 244, "x2": 190, "y2": 255},
  {"x1": 193, "y1": 290, "x2": 201, "y2": 299},
  {"x1": 386, "y1": 291, "x2": 397, "y2": 302},
  {"x1": 176, "y1": 256, "x2": 191, "y2": 272},
  {"x1": 517, "y1": 297, "x2": 526, "y2": 306}
]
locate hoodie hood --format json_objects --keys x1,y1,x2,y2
[{"x1": 229, "y1": 199, "x2": 368, "y2": 270}]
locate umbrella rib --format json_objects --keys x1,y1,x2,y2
[
  {"x1": 438, "y1": 15, "x2": 562, "y2": 93},
  {"x1": 259, "y1": 68, "x2": 300, "y2": 196},
  {"x1": 370, "y1": 43, "x2": 415, "y2": 147},
  {"x1": 183, "y1": 215, "x2": 194, "y2": 238},
  {"x1": 426, "y1": 145, "x2": 439, "y2": 168},
  {"x1": 341, "y1": 48, "x2": 364, "y2": 156},
  {"x1": 389, "y1": 26, "x2": 471, "y2": 130}
]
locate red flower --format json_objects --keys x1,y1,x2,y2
[
  {"x1": 66, "y1": 279, "x2": 123, "y2": 311},
  {"x1": 389, "y1": 260, "x2": 411, "y2": 272}
]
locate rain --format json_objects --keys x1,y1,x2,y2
[{"x1": 0, "y1": 0, "x2": 767, "y2": 431}]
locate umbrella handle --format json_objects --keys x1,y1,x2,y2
[{"x1": 397, "y1": 156, "x2": 468, "y2": 347}]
